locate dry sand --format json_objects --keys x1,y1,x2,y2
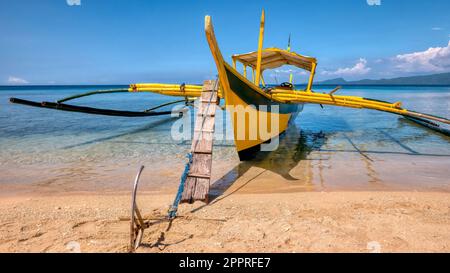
[{"x1": 0, "y1": 191, "x2": 449, "y2": 253}]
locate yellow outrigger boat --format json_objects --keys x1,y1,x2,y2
[
  {"x1": 10, "y1": 11, "x2": 450, "y2": 160},
  {"x1": 8, "y1": 11, "x2": 450, "y2": 249},
  {"x1": 203, "y1": 11, "x2": 450, "y2": 158}
]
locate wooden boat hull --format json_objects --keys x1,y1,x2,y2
[
  {"x1": 223, "y1": 63, "x2": 303, "y2": 160},
  {"x1": 204, "y1": 15, "x2": 303, "y2": 160}
]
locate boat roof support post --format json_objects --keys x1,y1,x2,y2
[
  {"x1": 287, "y1": 34, "x2": 294, "y2": 84},
  {"x1": 261, "y1": 73, "x2": 266, "y2": 87},
  {"x1": 306, "y1": 62, "x2": 316, "y2": 92},
  {"x1": 255, "y1": 10, "x2": 265, "y2": 86},
  {"x1": 243, "y1": 65, "x2": 247, "y2": 78}
]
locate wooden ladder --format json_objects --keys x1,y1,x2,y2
[{"x1": 181, "y1": 80, "x2": 218, "y2": 203}]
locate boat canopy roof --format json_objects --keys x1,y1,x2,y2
[{"x1": 232, "y1": 47, "x2": 317, "y2": 72}]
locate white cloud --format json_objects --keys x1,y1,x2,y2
[
  {"x1": 432, "y1": 27, "x2": 443, "y2": 31},
  {"x1": 374, "y1": 58, "x2": 383, "y2": 64},
  {"x1": 7, "y1": 76, "x2": 29, "y2": 84},
  {"x1": 274, "y1": 68, "x2": 307, "y2": 76},
  {"x1": 394, "y1": 41, "x2": 450, "y2": 72},
  {"x1": 269, "y1": 68, "x2": 308, "y2": 83},
  {"x1": 321, "y1": 58, "x2": 371, "y2": 76}
]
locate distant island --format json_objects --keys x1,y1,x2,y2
[{"x1": 314, "y1": 72, "x2": 450, "y2": 86}]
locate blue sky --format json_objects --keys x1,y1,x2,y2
[{"x1": 1, "y1": 0, "x2": 449, "y2": 85}]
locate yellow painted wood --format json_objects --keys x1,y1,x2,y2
[
  {"x1": 287, "y1": 34, "x2": 294, "y2": 84},
  {"x1": 255, "y1": 10, "x2": 265, "y2": 86},
  {"x1": 306, "y1": 62, "x2": 316, "y2": 92},
  {"x1": 223, "y1": 77, "x2": 292, "y2": 152},
  {"x1": 205, "y1": 15, "x2": 295, "y2": 152},
  {"x1": 129, "y1": 83, "x2": 222, "y2": 98}
]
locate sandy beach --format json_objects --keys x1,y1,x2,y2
[
  {"x1": 1, "y1": 128, "x2": 449, "y2": 253},
  {"x1": 0, "y1": 190, "x2": 449, "y2": 253}
]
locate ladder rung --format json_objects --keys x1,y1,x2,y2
[
  {"x1": 197, "y1": 113, "x2": 215, "y2": 117},
  {"x1": 192, "y1": 151, "x2": 212, "y2": 155},
  {"x1": 188, "y1": 173, "x2": 211, "y2": 179}
]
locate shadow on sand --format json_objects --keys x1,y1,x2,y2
[{"x1": 191, "y1": 125, "x2": 328, "y2": 213}]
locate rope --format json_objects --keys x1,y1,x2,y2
[{"x1": 168, "y1": 153, "x2": 193, "y2": 219}]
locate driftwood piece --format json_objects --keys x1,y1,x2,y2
[{"x1": 181, "y1": 80, "x2": 218, "y2": 204}]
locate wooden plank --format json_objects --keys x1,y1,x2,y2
[
  {"x1": 187, "y1": 173, "x2": 210, "y2": 179},
  {"x1": 181, "y1": 177, "x2": 197, "y2": 203},
  {"x1": 189, "y1": 153, "x2": 212, "y2": 177},
  {"x1": 191, "y1": 132, "x2": 213, "y2": 153},
  {"x1": 201, "y1": 91, "x2": 218, "y2": 103},
  {"x1": 194, "y1": 115, "x2": 215, "y2": 132},
  {"x1": 192, "y1": 130, "x2": 214, "y2": 141},
  {"x1": 192, "y1": 178, "x2": 210, "y2": 202},
  {"x1": 202, "y1": 80, "x2": 216, "y2": 91},
  {"x1": 197, "y1": 101, "x2": 217, "y2": 116},
  {"x1": 180, "y1": 79, "x2": 217, "y2": 204}
]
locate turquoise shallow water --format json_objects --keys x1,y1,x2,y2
[{"x1": 0, "y1": 85, "x2": 449, "y2": 194}]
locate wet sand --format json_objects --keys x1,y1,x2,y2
[{"x1": 2, "y1": 129, "x2": 450, "y2": 197}]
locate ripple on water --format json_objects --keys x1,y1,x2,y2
[{"x1": 0, "y1": 86, "x2": 449, "y2": 194}]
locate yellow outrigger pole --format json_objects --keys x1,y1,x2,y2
[
  {"x1": 287, "y1": 34, "x2": 294, "y2": 84},
  {"x1": 129, "y1": 83, "x2": 203, "y2": 97},
  {"x1": 124, "y1": 81, "x2": 449, "y2": 126},
  {"x1": 255, "y1": 10, "x2": 265, "y2": 87}
]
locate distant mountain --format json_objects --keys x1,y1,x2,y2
[
  {"x1": 315, "y1": 72, "x2": 450, "y2": 85},
  {"x1": 316, "y1": 78, "x2": 347, "y2": 85}
]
